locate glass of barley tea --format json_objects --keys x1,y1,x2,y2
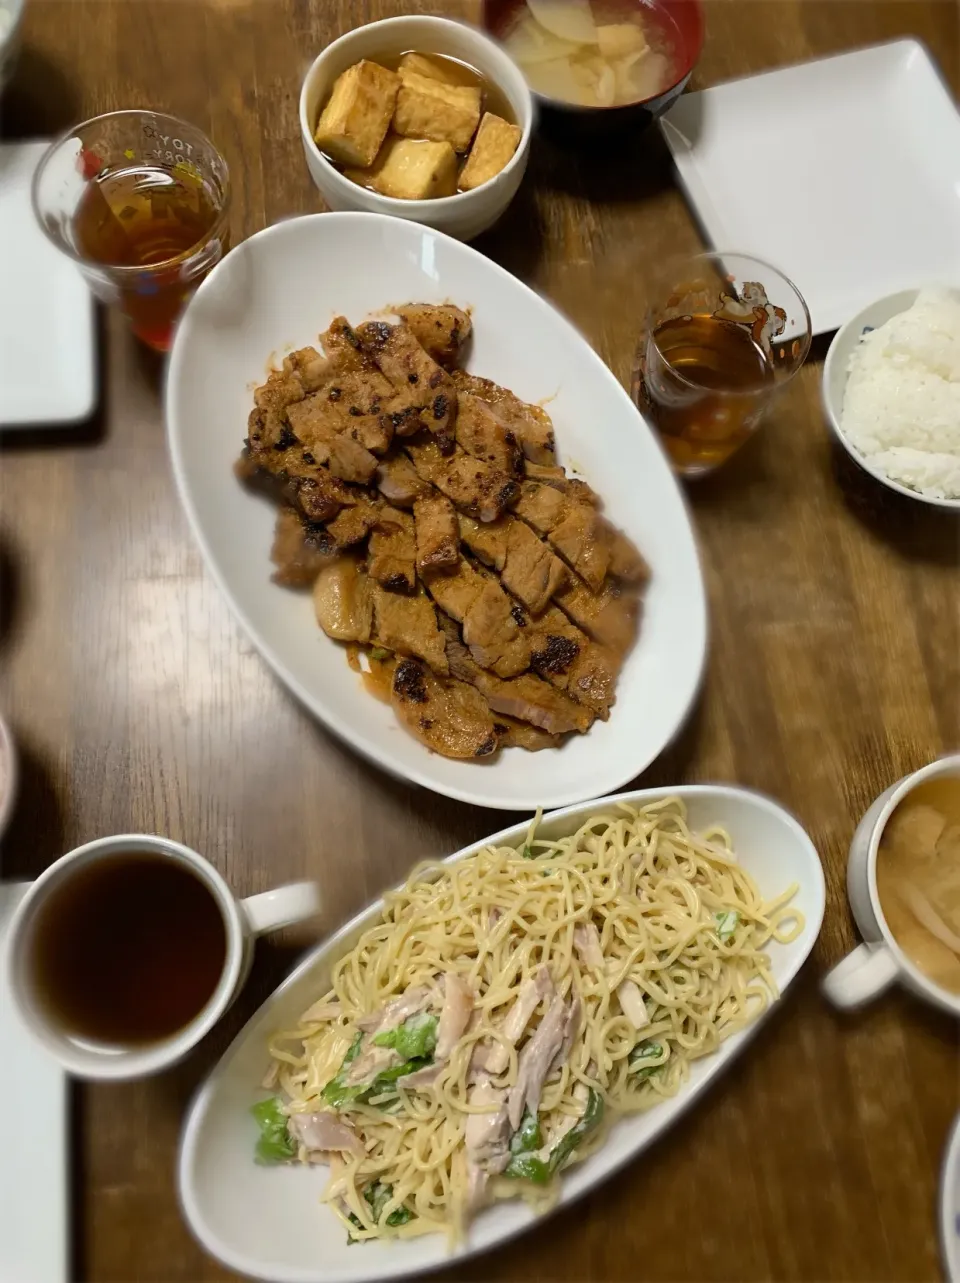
[
  {"x1": 633, "y1": 252, "x2": 811, "y2": 476},
  {"x1": 32, "y1": 110, "x2": 231, "y2": 351}
]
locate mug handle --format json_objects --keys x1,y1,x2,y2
[
  {"x1": 822, "y1": 942, "x2": 899, "y2": 1009},
  {"x1": 239, "y1": 882, "x2": 321, "y2": 938}
]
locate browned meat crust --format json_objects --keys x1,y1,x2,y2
[
  {"x1": 239, "y1": 304, "x2": 649, "y2": 760},
  {"x1": 414, "y1": 494, "x2": 459, "y2": 574},
  {"x1": 368, "y1": 507, "x2": 417, "y2": 593},
  {"x1": 391, "y1": 658, "x2": 497, "y2": 759},
  {"x1": 270, "y1": 506, "x2": 339, "y2": 587},
  {"x1": 394, "y1": 304, "x2": 472, "y2": 370}
]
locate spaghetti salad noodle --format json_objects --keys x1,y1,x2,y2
[{"x1": 252, "y1": 798, "x2": 803, "y2": 1243}]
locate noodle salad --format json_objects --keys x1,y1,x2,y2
[{"x1": 251, "y1": 798, "x2": 803, "y2": 1243}]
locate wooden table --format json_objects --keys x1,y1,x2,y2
[{"x1": 2, "y1": 1, "x2": 959, "y2": 1278}]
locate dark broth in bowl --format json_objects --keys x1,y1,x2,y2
[
  {"x1": 498, "y1": 0, "x2": 682, "y2": 107},
  {"x1": 29, "y1": 852, "x2": 228, "y2": 1046},
  {"x1": 876, "y1": 774, "x2": 960, "y2": 993}
]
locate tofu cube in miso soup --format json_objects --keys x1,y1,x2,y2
[
  {"x1": 314, "y1": 60, "x2": 401, "y2": 168},
  {"x1": 596, "y1": 22, "x2": 649, "y2": 58},
  {"x1": 348, "y1": 136, "x2": 459, "y2": 201},
  {"x1": 460, "y1": 112, "x2": 522, "y2": 191},
  {"x1": 394, "y1": 71, "x2": 482, "y2": 154}
]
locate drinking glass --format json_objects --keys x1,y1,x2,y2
[
  {"x1": 633, "y1": 252, "x2": 811, "y2": 476},
  {"x1": 32, "y1": 110, "x2": 231, "y2": 351}
]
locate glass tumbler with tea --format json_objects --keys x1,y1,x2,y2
[
  {"x1": 634, "y1": 252, "x2": 811, "y2": 476},
  {"x1": 32, "y1": 110, "x2": 231, "y2": 351}
]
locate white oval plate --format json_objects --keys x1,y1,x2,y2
[
  {"x1": 179, "y1": 784, "x2": 825, "y2": 1283},
  {"x1": 165, "y1": 213, "x2": 707, "y2": 811}
]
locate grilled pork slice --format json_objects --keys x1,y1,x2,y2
[
  {"x1": 270, "y1": 507, "x2": 338, "y2": 587},
  {"x1": 607, "y1": 529, "x2": 650, "y2": 584},
  {"x1": 281, "y1": 399, "x2": 379, "y2": 485},
  {"x1": 375, "y1": 452, "x2": 431, "y2": 507},
  {"x1": 452, "y1": 370, "x2": 556, "y2": 466},
  {"x1": 367, "y1": 507, "x2": 417, "y2": 593},
  {"x1": 515, "y1": 480, "x2": 647, "y2": 593},
  {"x1": 372, "y1": 588, "x2": 448, "y2": 673},
  {"x1": 356, "y1": 321, "x2": 457, "y2": 438},
  {"x1": 281, "y1": 346, "x2": 331, "y2": 391},
  {"x1": 390, "y1": 658, "x2": 497, "y2": 758},
  {"x1": 414, "y1": 493, "x2": 459, "y2": 573},
  {"x1": 554, "y1": 576, "x2": 640, "y2": 655},
  {"x1": 455, "y1": 392, "x2": 524, "y2": 478},
  {"x1": 320, "y1": 316, "x2": 378, "y2": 375},
  {"x1": 443, "y1": 621, "x2": 592, "y2": 735},
  {"x1": 324, "y1": 497, "x2": 382, "y2": 549},
  {"x1": 528, "y1": 605, "x2": 618, "y2": 718},
  {"x1": 393, "y1": 303, "x2": 472, "y2": 369},
  {"x1": 491, "y1": 713, "x2": 561, "y2": 752},
  {"x1": 426, "y1": 559, "x2": 530, "y2": 679},
  {"x1": 457, "y1": 514, "x2": 567, "y2": 615},
  {"x1": 313, "y1": 558, "x2": 374, "y2": 642},
  {"x1": 405, "y1": 435, "x2": 519, "y2": 523}
]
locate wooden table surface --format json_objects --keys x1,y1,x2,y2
[{"x1": 2, "y1": 1, "x2": 959, "y2": 1279}]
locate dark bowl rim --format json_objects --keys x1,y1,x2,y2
[{"x1": 479, "y1": 0, "x2": 705, "y2": 113}]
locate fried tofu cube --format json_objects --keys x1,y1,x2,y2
[
  {"x1": 314, "y1": 60, "x2": 401, "y2": 168},
  {"x1": 459, "y1": 112, "x2": 522, "y2": 191},
  {"x1": 596, "y1": 22, "x2": 649, "y2": 59},
  {"x1": 393, "y1": 72, "x2": 481, "y2": 153},
  {"x1": 347, "y1": 136, "x2": 458, "y2": 201},
  {"x1": 398, "y1": 52, "x2": 465, "y2": 87}
]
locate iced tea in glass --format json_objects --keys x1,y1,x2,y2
[
  {"x1": 634, "y1": 252, "x2": 811, "y2": 476},
  {"x1": 32, "y1": 110, "x2": 230, "y2": 351}
]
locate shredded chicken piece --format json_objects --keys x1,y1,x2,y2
[
  {"x1": 288, "y1": 1110, "x2": 366, "y2": 1157},
  {"x1": 617, "y1": 979, "x2": 649, "y2": 1029},
  {"x1": 573, "y1": 922, "x2": 604, "y2": 969}
]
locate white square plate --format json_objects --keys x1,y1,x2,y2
[
  {"x1": 0, "y1": 884, "x2": 67, "y2": 1283},
  {"x1": 660, "y1": 39, "x2": 960, "y2": 335},
  {"x1": 0, "y1": 141, "x2": 96, "y2": 427}
]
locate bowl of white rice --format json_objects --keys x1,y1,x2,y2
[{"x1": 823, "y1": 287, "x2": 960, "y2": 509}]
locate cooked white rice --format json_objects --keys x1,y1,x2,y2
[{"x1": 840, "y1": 287, "x2": 960, "y2": 500}]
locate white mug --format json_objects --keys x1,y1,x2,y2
[
  {"x1": 2, "y1": 834, "x2": 321, "y2": 1079},
  {"x1": 822, "y1": 754, "x2": 960, "y2": 1017}
]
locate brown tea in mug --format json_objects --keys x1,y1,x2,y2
[{"x1": 30, "y1": 853, "x2": 227, "y2": 1045}]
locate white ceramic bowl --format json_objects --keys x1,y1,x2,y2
[
  {"x1": 942, "y1": 1113, "x2": 960, "y2": 1283},
  {"x1": 822, "y1": 287, "x2": 960, "y2": 510},
  {"x1": 179, "y1": 783, "x2": 825, "y2": 1283},
  {"x1": 165, "y1": 212, "x2": 707, "y2": 812},
  {"x1": 299, "y1": 16, "x2": 533, "y2": 242}
]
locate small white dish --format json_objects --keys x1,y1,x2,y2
[
  {"x1": 822, "y1": 287, "x2": 960, "y2": 510},
  {"x1": 299, "y1": 16, "x2": 533, "y2": 242},
  {"x1": 0, "y1": 141, "x2": 96, "y2": 428},
  {"x1": 4, "y1": 834, "x2": 321, "y2": 1080},
  {"x1": 822, "y1": 753, "x2": 960, "y2": 1016},
  {"x1": 165, "y1": 211, "x2": 707, "y2": 812},
  {"x1": 179, "y1": 783, "x2": 825, "y2": 1283},
  {"x1": 0, "y1": 883, "x2": 67, "y2": 1283},
  {"x1": 942, "y1": 1114, "x2": 960, "y2": 1283},
  {"x1": 660, "y1": 39, "x2": 960, "y2": 336}
]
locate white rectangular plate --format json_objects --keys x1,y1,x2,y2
[
  {"x1": 0, "y1": 141, "x2": 96, "y2": 427},
  {"x1": 660, "y1": 40, "x2": 960, "y2": 335},
  {"x1": 0, "y1": 884, "x2": 67, "y2": 1283},
  {"x1": 179, "y1": 784, "x2": 825, "y2": 1283}
]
